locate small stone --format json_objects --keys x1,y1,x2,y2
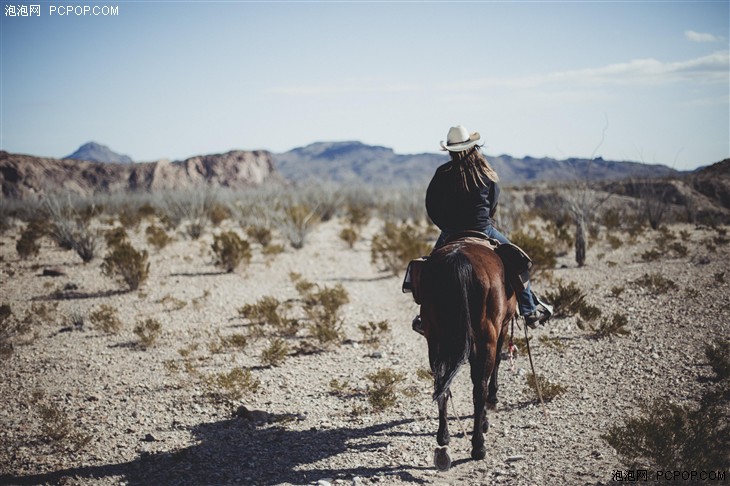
[
  {"x1": 142, "y1": 433, "x2": 157, "y2": 442},
  {"x1": 506, "y1": 455, "x2": 525, "y2": 462}
]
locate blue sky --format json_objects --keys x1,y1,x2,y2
[{"x1": 1, "y1": 1, "x2": 728, "y2": 170}]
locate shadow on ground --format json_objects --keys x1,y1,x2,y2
[{"x1": 1, "y1": 417, "x2": 430, "y2": 485}]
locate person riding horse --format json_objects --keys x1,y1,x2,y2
[{"x1": 413, "y1": 125, "x2": 552, "y2": 333}]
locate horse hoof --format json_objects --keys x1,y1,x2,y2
[
  {"x1": 434, "y1": 446, "x2": 452, "y2": 471},
  {"x1": 471, "y1": 446, "x2": 487, "y2": 460}
]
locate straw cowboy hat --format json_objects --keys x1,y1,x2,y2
[{"x1": 440, "y1": 125, "x2": 481, "y2": 152}]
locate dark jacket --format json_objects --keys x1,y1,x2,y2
[{"x1": 425, "y1": 162, "x2": 500, "y2": 233}]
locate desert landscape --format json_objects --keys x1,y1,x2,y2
[{"x1": 0, "y1": 150, "x2": 729, "y2": 486}]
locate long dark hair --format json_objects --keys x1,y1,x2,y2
[{"x1": 449, "y1": 146, "x2": 499, "y2": 191}]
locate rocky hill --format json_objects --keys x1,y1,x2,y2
[
  {"x1": 0, "y1": 150, "x2": 280, "y2": 199},
  {"x1": 273, "y1": 141, "x2": 679, "y2": 186},
  {"x1": 64, "y1": 142, "x2": 133, "y2": 164}
]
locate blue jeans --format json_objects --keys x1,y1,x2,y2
[{"x1": 434, "y1": 227, "x2": 538, "y2": 316}]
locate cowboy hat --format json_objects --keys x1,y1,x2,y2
[{"x1": 440, "y1": 125, "x2": 481, "y2": 152}]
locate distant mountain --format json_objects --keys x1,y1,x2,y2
[
  {"x1": 274, "y1": 141, "x2": 679, "y2": 185},
  {"x1": 64, "y1": 142, "x2": 133, "y2": 164},
  {"x1": 0, "y1": 150, "x2": 281, "y2": 199}
]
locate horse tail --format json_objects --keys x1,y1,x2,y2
[{"x1": 424, "y1": 248, "x2": 478, "y2": 402}]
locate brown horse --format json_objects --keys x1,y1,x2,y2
[{"x1": 420, "y1": 238, "x2": 517, "y2": 466}]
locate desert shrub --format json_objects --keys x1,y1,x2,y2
[
  {"x1": 145, "y1": 224, "x2": 171, "y2": 250},
  {"x1": 16, "y1": 222, "x2": 43, "y2": 259},
  {"x1": 610, "y1": 286, "x2": 625, "y2": 298},
  {"x1": 71, "y1": 228, "x2": 97, "y2": 263},
  {"x1": 416, "y1": 367, "x2": 433, "y2": 382},
  {"x1": 705, "y1": 339, "x2": 729, "y2": 380},
  {"x1": 589, "y1": 313, "x2": 629, "y2": 337},
  {"x1": 669, "y1": 242, "x2": 688, "y2": 258},
  {"x1": 220, "y1": 333, "x2": 248, "y2": 351},
  {"x1": 261, "y1": 338, "x2": 289, "y2": 367},
  {"x1": 632, "y1": 273, "x2": 677, "y2": 294},
  {"x1": 329, "y1": 378, "x2": 356, "y2": 398},
  {"x1": 578, "y1": 303, "x2": 602, "y2": 322},
  {"x1": 104, "y1": 227, "x2": 129, "y2": 248},
  {"x1": 206, "y1": 367, "x2": 260, "y2": 403},
  {"x1": 714, "y1": 271, "x2": 725, "y2": 284},
  {"x1": 262, "y1": 244, "x2": 285, "y2": 257},
  {"x1": 101, "y1": 241, "x2": 150, "y2": 290},
  {"x1": 30, "y1": 393, "x2": 91, "y2": 450},
  {"x1": 67, "y1": 309, "x2": 85, "y2": 331},
  {"x1": 538, "y1": 336, "x2": 566, "y2": 351},
  {"x1": 1, "y1": 304, "x2": 17, "y2": 358},
  {"x1": 510, "y1": 230, "x2": 556, "y2": 277},
  {"x1": 525, "y1": 372, "x2": 566, "y2": 402},
  {"x1": 602, "y1": 208, "x2": 622, "y2": 230},
  {"x1": 358, "y1": 320, "x2": 389, "y2": 349},
  {"x1": 299, "y1": 282, "x2": 349, "y2": 345},
  {"x1": 603, "y1": 345, "x2": 729, "y2": 475},
  {"x1": 88, "y1": 304, "x2": 122, "y2": 333},
  {"x1": 339, "y1": 227, "x2": 358, "y2": 248},
  {"x1": 278, "y1": 204, "x2": 320, "y2": 249},
  {"x1": 118, "y1": 205, "x2": 144, "y2": 230},
  {"x1": 606, "y1": 234, "x2": 622, "y2": 249},
  {"x1": 133, "y1": 318, "x2": 161, "y2": 349},
  {"x1": 208, "y1": 203, "x2": 231, "y2": 226},
  {"x1": 246, "y1": 226, "x2": 273, "y2": 247},
  {"x1": 159, "y1": 189, "x2": 215, "y2": 238},
  {"x1": 544, "y1": 280, "x2": 585, "y2": 318},
  {"x1": 370, "y1": 221, "x2": 432, "y2": 275},
  {"x1": 211, "y1": 231, "x2": 251, "y2": 272},
  {"x1": 346, "y1": 204, "x2": 370, "y2": 228},
  {"x1": 366, "y1": 368, "x2": 405, "y2": 411},
  {"x1": 640, "y1": 248, "x2": 662, "y2": 262}
]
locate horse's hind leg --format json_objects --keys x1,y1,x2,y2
[
  {"x1": 470, "y1": 351, "x2": 489, "y2": 460},
  {"x1": 487, "y1": 329, "x2": 507, "y2": 407},
  {"x1": 436, "y1": 391, "x2": 450, "y2": 446}
]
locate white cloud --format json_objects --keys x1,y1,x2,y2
[
  {"x1": 685, "y1": 30, "x2": 723, "y2": 43},
  {"x1": 265, "y1": 82, "x2": 422, "y2": 96},
  {"x1": 440, "y1": 51, "x2": 730, "y2": 91}
]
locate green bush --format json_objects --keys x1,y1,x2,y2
[
  {"x1": 211, "y1": 231, "x2": 251, "y2": 272},
  {"x1": 101, "y1": 241, "x2": 150, "y2": 290}
]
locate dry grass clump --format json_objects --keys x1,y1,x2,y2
[
  {"x1": 366, "y1": 368, "x2": 405, "y2": 411},
  {"x1": 238, "y1": 296, "x2": 296, "y2": 338},
  {"x1": 205, "y1": 367, "x2": 260, "y2": 403},
  {"x1": 88, "y1": 304, "x2": 123, "y2": 333},
  {"x1": 133, "y1": 318, "x2": 162, "y2": 349},
  {"x1": 41, "y1": 195, "x2": 99, "y2": 262},
  {"x1": 261, "y1": 338, "x2": 290, "y2": 367},
  {"x1": 211, "y1": 231, "x2": 251, "y2": 272},
  {"x1": 145, "y1": 224, "x2": 171, "y2": 250},
  {"x1": 246, "y1": 226, "x2": 273, "y2": 247},
  {"x1": 16, "y1": 220, "x2": 44, "y2": 259},
  {"x1": 588, "y1": 313, "x2": 630, "y2": 338},
  {"x1": 510, "y1": 230, "x2": 557, "y2": 277},
  {"x1": 603, "y1": 340, "x2": 729, "y2": 475},
  {"x1": 632, "y1": 272, "x2": 677, "y2": 294},
  {"x1": 339, "y1": 227, "x2": 358, "y2": 248},
  {"x1": 279, "y1": 204, "x2": 320, "y2": 249},
  {"x1": 101, "y1": 241, "x2": 150, "y2": 290},
  {"x1": 526, "y1": 372, "x2": 566, "y2": 402},
  {"x1": 544, "y1": 279, "x2": 586, "y2": 318},
  {"x1": 358, "y1": 320, "x2": 389, "y2": 349},
  {"x1": 371, "y1": 221, "x2": 432, "y2": 275}
]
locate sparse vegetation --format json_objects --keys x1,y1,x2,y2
[
  {"x1": 205, "y1": 367, "x2": 260, "y2": 403},
  {"x1": 603, "y1": 340, "x2": 729, "y2": 475},
  {"x1": 101, "y1": 241, "x2": 150, "y2": 290},
  {"x1": 211, "y1": 231, "x2": 251, "y2": 272},
  {"x1": 370, "y1": 221, "x2": 432, "y2": 275},
  {"x1": 16, "y1": 222, "x2": 43, "y2": 259},
  {"x1": 589, "y1": 313, "x2": 630, "y2": 337},
  {"x1": 510, "y1": 230, "x2": 557, "y2": 276},
  {"x1": 145, "y1": 224, "x2": 172, "y2": 250},
  {"x1": 261, "y1": 338, "x2": 289, "y2": 367},
  {"x1": 358, "y1": 320, "x2": 389, "y2": 348},
  {"x1": 339, "y1": 227, "x2": 358, "y2": 248},
  {"x1": 88, "y1": 304, "x2": 122, "y2": 333},
  {"x1": 632, "y1": 272, "x2": 677, "y2": 294},
  {"x1": 366, "y1": 368, "x2": 405, "y2": 411},
  {"x1": 133, "y1": 318, "x2": 162, "y2": 349},
  {"x1": 526, "y1": 372, "x2": 566, "y2": 401},
  {"x1": 545, "y1": 280, "x2": 585, "y2": 318},
  {"x1": 31, "y1": 393, "x2": 91, "y2": 451}
]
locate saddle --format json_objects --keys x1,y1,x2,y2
[{"x1": 402, "y1": 231, "x2": 532, "y2": 305}]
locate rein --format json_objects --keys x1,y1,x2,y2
[{"x1": 511, "y1": 318, "x2": 549, "y2": 419}]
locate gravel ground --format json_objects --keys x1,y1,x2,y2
[{"x1": 0, "y1": 217, "x2": 728, "y2": 486}]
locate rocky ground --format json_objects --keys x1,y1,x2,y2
[{"x1": 0, "y1": 215, "x2": 727, "y2": 486}]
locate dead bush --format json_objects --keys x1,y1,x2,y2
[
  {"x1": 88, "y1": 304, "x2": 122, "y2": 334},
  {"x1": 133, "y1": 318, "x2": 161, "y2": 349},
  {"x1": 370, "y1": 221, "x2": 432, "y2": 276},
  {"x1": 101, "y1": 241, "x2": 150, "y2": 290},
  {"x1": 366, "y1": 368, "x2": 405, "y2": 411},
  {"x1": 211, "y1": 231, "x2": 251, "y2": 272},
  {"x1": 544, "y1": 280, "x2": 585, "y2": 318}
]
